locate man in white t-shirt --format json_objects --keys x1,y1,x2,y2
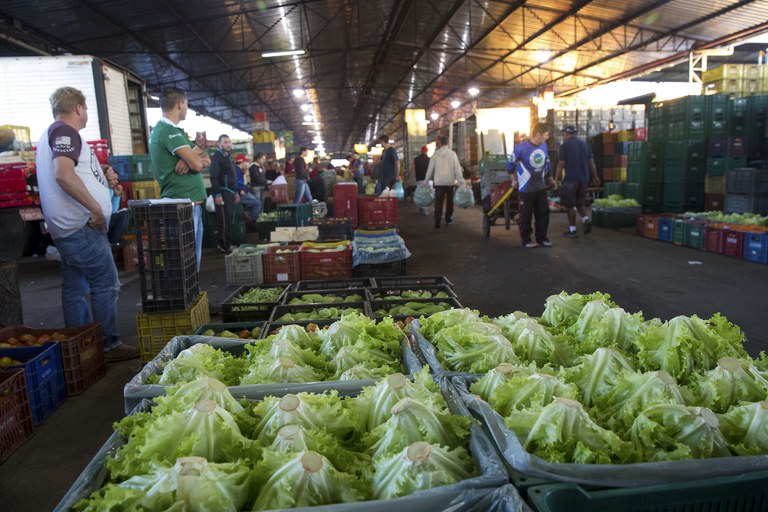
[{"x1": 36, "y1": 87, "x2": 138, "y2": 361}]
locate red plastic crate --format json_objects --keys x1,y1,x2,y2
[
  {"x1": 87, "y1": 140, "x2": 109, "y2": 165},
  {"x1": 0, "y1": 192, "x2": 34, "y2": 208},
  {"x1": 299, "y1": 245, "x2": 353, "y2": 280},
  {"x1": 705, "y1": 224, "x2": 724, "y2": 253},
  {"x1": 0, "y1": 369, "x2": 34, "y2": 464},
  {"x1": 333, "y1": 183, "x2": 358, "y2": 228},
  {"x1": 262, "y1": 245, "x2": 301, "y2": 283},
  {"x1": 0, "y1": 163, "x2": 29, "y2": 194},
  {"x1": 490, "y1": 181, "x2": 511, "y2": 208},
  {"x1": 722, "y1": 229, "x2": 746, "y2": 259},
  {"x1": 0, "y1": 324, "x2": 105, "y2": 396},
  {"x1": 644, "y1": 215, "x2": 660, "y2": 239},
  {"x1": 270, "y1": 184, "x2": 289, "y2": 204},
  {"x1": 357, "y1": 196, "x2": 398, "y2": 228},
  {"x1": 119, "y1": 182, "x2": 133, "y2": 209},
  {"x1": 705, "y1": 193, "x2": 724, "y2": 212}
]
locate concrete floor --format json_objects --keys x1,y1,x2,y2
[{"x1": 2, "y1": 201, "x2": 768, "y2": 511}]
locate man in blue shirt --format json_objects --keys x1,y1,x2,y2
[
  {"x1": 508, "y1": 123, "x2": 555, "y2": 248},
  {"x1": 554, "y1": 125, "x2": 600, "y2": 237},
  {"x1": 379, "y1": 135, "x2": 399, "y2": 190}
]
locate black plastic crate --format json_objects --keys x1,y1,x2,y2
[
  {"x1": 369, "y1": 297, "x2": 462, "y2": 320},
  {"x1": 269, "y1": 302, "x2": 370, "y2": 324},
  {"x1": 312, "y1": 217, "x2": 353, "y2": 241},
  {"x1": 131, "y1": 201, "x2": 195, "y2": 254},
  {"x1": 725, "y1": 168, "x2": 768, "y2": 194},
  {"x1": 365, "y1": 284, "x2": 458, "y2": 302},
  {"x1": 353, "y1": 259, "x2": 407, "y2": 278},
  {"x1": 261, "y1": 319, "x2": 337, "y2": 337},
  {"x1": 372, "y1": 274, "x2": 454, "y2": 289},
  {"x1": 138, "y1": 255, "x2": 199, "y2": 312},
  {"x1": 294, "y1": 278, "x2": 372, "y2": 291},
  {"x1": 221, "y1": 284, "x2": 291, "y2": 322},
  {"x1": 283, "y1": 288, "x2": 367, "y2": 306}
]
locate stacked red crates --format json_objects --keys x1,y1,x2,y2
[
  {"x1": 0, "y1": 163, "x2": 34, "y2": 208},
  {"x1": 357, "y1": 197, "x2": 398, "y2": 228},
  {"x1": 262, "y1": 245, "x2": 301, "y2": 283},
  {"x1": 299, "y1": 244, "x2": 353, "y2": 280},
  {"x1": 333, "y1": 183, "x2": 358, "y2": 228}
]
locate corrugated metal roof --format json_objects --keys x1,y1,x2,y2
[{"x1": 1, "y1": 0, "x2": 767, "y2": 153}]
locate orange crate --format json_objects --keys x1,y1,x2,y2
[
  {"x1": 262, "y1": 245, "x2": 301, "y2": 283},
  {"x1": 643, "y1": 215, "x2": 660, "y2": 239},
  {"x1": 0, "y1": 324, "x2": 105, "y2": 396},
  {"x1": 299, "y1": 245, "x2": 352, "y2": 280},
  {"x1": 0, "y1": 369, "x2": 34, "y2": 463}
]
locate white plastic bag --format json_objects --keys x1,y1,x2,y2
[
  {"x1": 453, "y1": 183, "x2": 475, "y2": 209},
  {"x1": 205, "y1": 195, "x2": 216, "y2": 213},
  {"x1": 413, "y1": 185, "x2": 435, "y2": 207}
]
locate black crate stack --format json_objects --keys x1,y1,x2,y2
[
  {"x1": 130, "y1": 201, "x2": 198, "y2": 312},
  {"x1": 725, "y1": 168, "x2": 768, "y2": 215}
]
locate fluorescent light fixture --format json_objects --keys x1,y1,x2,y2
[
  {"x1": 451, "y1": 100, "x2": 461, "y2": 109},
  {"x1": 303, "y1": 114, "x2": 314, "y2": 122},
  {"x1": 149, "y1": 94, "x2": 159, "y2": 101},
  {"x1": 300, "y1": 104, "x2": 311, "y2": 112},
  {"x1": 388, "y1": 139, "x2": 394, "y2": 144},
  {"x1": 430, "y1": 112, "x2": 439, "y2": 120},
  {"x1": 534, "y1": 50, "x2": 552, "y2": 63},
  {"x1": 292, "y1": 89, "x2": 305, "y2": 98},
  {"x1": 468, "y1": 87, "x2": 479, "y2": 96},
  {"x1": 262, "y1": 49, "x2": 306, "y2": 58},
  {"x1": 301, "y1": 122, "x2": 321, "y2": 125}
]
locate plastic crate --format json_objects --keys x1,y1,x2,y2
[
  {"x1": 299, "y1": 244, "x2": 353, "y2": 281},
  {"x1": 671, "y1": 218, "x2": 686, "y2": 245},
  {"x1": 657, "y1": 216, "x2": 674, "y2": 242},
  {"x1": 353, "y1": 259, "x2": 407, "y2": 278},
  {"x1": 373, "y1": 275, "x2": 454, "y2": 289},
  {"x1": 643, "y1": 215, "x2": 660, "y2": 239},
  {"x1": 369, "y1": 297, "x2": 462, "y2": 320},
  {"x1": 254, "y1": 220, "x2": 277, "y2": 242},
  {"x1": 0, "y1": 324, "x2": 105, "y2": 396},
  {"x1": 684, "y1": 220, "x2": 708, "y2": 250},
  {"x1": 0, "y1": 191, "x2": 34, "y2": 208},
  {"x1": 0, "y1": 369, "x2": 34, "y2": 464},
  {"x1": 0, "y1": 343, "x2": 66, "y2": 424},
  {"x1": 726, "y1": 168, "x2": 768, "y2": 194},
  {"x1": 743, "y1": 231, "x2": 768, "y2": 263},
  {"x1": 722, "y1": 228, "x2": 746, "y2": 258},
  {"x1": 130, "y1": 180, "x2": 161, "y2": 200},
  {"x1": 276, "y1": 203, "x2": 313, "y2": 227},
  {"x1": 295, "y1": 278, "x2": 372, "y2": 291},
  {"x1": 269, "y1": 184, "x2": 289, "y2": 204},
  {"x1": 107, "y1": 155, "x2": 132, "y2": 182},
  {"x1": 724, "y1": 192, "x2": 768, "y2": 215},
  {"x1": 283, "y1": 288, "x2": 366, "y2": 306},
  {"x1": 705, "y1": 224, "x2": 725, "y2": 253},
  {"x1": 128, "y1": 155, "x2": 157, "y2": 181},
  {"x1": 635, "y1": 214, "x2": 645, "y2": 237},
  {"x1": 262, "y1": 245, "x2": 301, "y2": 283},
  {"x1": 526, "y1": 470, "x2": 768, "y2": 512},
  {"x1": 0, "y1": 163, "x2": 30, "y2": 194},
  {"x1": 333, "y1": 183, "x2": 359, "y2": 228},
  {"x1": 357, "y1": 196, "x2": 398, "y2": 228},
  {"x1": 225, "y1": 248, "x2": 265, "y2": 286},
  {"x1": 366, "y1": 284, "x2": 458, "y2": 301},
  {"x1": 269, "y1": 302, "x2": 369, "y2": 324},
  {"x1": 86, "y1": 140, "x2": 109, "y2": 165},
  {"x1": 221, "y1": 284, "x2": 290, "y2": 322},
  {"x1": 193, "y1": 321, "x2": 266, "y2": 338},
  {"x1": 705, "y1": 193, "x2": 724, "y2": 211},
  {"x1": 136, "y1": 292, "x2": 211, "y2": 363},
  {"x1": 312, "y1": 217, "x2": 353, "y2": 241}
]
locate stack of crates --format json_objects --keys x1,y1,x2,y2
[
  {"x1": 624, "y1": 141, "x2": 663, "y2": 212},
  {"x1": 724, "y1": 168, "x2": 768, "y2": 215},
  {"x1": 131, "y1": 201, "x2": 209, "y2": 362},
  {"x1": 333, "y1": 183, "x2": 358, "y2": 228},
  {"x1": 663, "y1": 139, "x2": 705, "y2": 213},
  {"x1": 108, "y1": 153, "x2": 160, "y2": 239}
]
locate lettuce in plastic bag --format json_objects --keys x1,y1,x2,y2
[
  {"x1": 717, "y1": 401, "x2": 768, "y2": 455},
  {"x1": 158, "y1": 344, "x2": 246, "y2": 386},
  {"x1": 684, "y1": 357, "x2": 768, "y2": 413},
  {"x1": 432, "y1": 322, "x2": 518, "y2": 373}
]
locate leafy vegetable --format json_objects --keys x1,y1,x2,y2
[
  {"x1": 368, "y1": 442, "x2": 475, "y2": 499},
  {"x1": 629, "y1": 404, "x2": 731, "y2": 461},
  {"x1": 472, "y1": 365, "x2": 576, "y2": 416},
  {"x1": 539, "y1": 292, "x2": 615, "y2": 332},
  {"x1": 503, "y1": 317, "x2": 576, "y2": 366},
  {"x1": 684, "y1": 357, "x2": 768, "y2": 413},
  {"x1": 270, "y1": 424, "x2": 369, "y2": 475},
  {"x1": 417, "y1": 308, "x2": 483, "y2": 339},
  {"x1": 242, "y1": 356, "x2": 325, "y2": 384},
  {"x1": 152, "y1": 378, "x2": 245, "y2": 417},
  {"x1": 339, "y1": 363, "x2": 401, "y2": 381},
  {"x1": 158, "y1": 344, "x2": 246, "y2": 386},
  {"x1": 565, "y1": 348, "x2": 636, "y2": 408},
  {"x1": 593, "y1": 195, "x2": 640, "y2": 207},
  {"x1": 329, "y1": 345, "x2": 402, "y2": 380},
  {"x1": 318, "y1": 313, "x2": 403, "y2": 359},
  {"x1": 232, "y1": 286, "x2": 285, "y2": 304},
  {"x1": 431, "y1": 322, "x2": 518, "y2": 373},
  {"x1": 251, "y1": 392, "x2": 355, "y2": 444},
  {"x1": 717, "y1": 401, "x2": 768, "y2": 455},
  {"x1": 76, "y1": 457, "x2": 251, "y2": 512}
]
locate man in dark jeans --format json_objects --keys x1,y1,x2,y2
[
  {"x1": 555, "y1": 125, "x2": 601, "y2": 237},
  {"x1": 508, "y1": 123, "x2": 556, "y2": 248},
  {"x1": 209, "y1": 134, "x2": 239, "y2": 253}
]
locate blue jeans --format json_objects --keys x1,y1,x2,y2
[
  {"x1": 239, "y1": 192, "x2": 262, "y2": 218},
  {"x1": 53, "y1": 225, "x2": 120, "y2": 350},
  {"x1": 294, "y1": 179, "x2": 313, "y2": 204},
  {"x1": 355, "y1": 172, "x2": 366, "y2": 194},
  {"x1": 192, "y1": 204, "x2": 203, "y2": 272}
]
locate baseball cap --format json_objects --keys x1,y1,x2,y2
[
  {"x1": 421, "y1": 146, "x2": 429, "y2": 153},
  {"x1": 235, "y1": 154, "x2": 249, "y2": 163},
  {"x1": 562, "y1": 125, "x2": 577, "y2": 134}
]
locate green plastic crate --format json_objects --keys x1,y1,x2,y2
[
  {"x1": 625, "y1": 182, "x2": 663, "y2": 205},
  {"x1": 672, "y1": 218, "x2": 686, "y2": 245},
  {"x1": 526, "y1": 470, "x2": 768, "y2": 512},
  {"x1": 603, "y1": 182, "x2": 626, "y2": 197},
  {"x1": 193, "y1": 321, "x2": 265, "y2": 338}
]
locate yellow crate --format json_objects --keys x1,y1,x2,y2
[
  {"x1": 616, "y1": 168, "x2": 627, "y2": 181},
  {"x1": 704, "y1": 78, "x2": 742, "y2": 95},
  {"x1": 702, "y1": 64, "x2": 743, "y2": 83},
  {"x1": 617, "y1": 130, "x2": 634, "y2": 142},
  {"x1": 252, "y1": 130, "x2": 275, "y2": 143},
  {"x1": 131, "y1": 180, "x2": 161, "y2": 200},
  {"x1": 743, "y1": 64, "x2": 763, "y2": 80},
  {"x1": 136, "y1": 292, "x2": 210, "y2": 363}
]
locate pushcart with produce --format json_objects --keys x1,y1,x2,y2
[{"x1": 479, "y1": 155, "x2": 518, "y2": 237}]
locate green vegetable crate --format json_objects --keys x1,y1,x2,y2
[
  {"x1": 262, "y1": 318, "x2": 336, "y2": 337},
  {"x1": 526, "y1": 470, "x2": 768, "y2": 512},
  {"x1": 294, "y1": 278, "x2": 372, "y2": 291},
  {"x1": 353, "y1": 259, "x2": 407, "y2": 278},
  {"x1": 269, "y1": 302, "x2": 370, "y2": 324},
  {"x1": 366, "y1": 285, "x2": 457, "y2": 302},
  {"x1": 220, "y1": 284, "x2": 291, "y2": 322},
  {"x1": 282, "y1": 288, "x2": 366, "y2": 306},
  {"x1": 193, "y1": 322, "x2": 266, "y2": 339},
  {"x1": 370, "y1": 297, "x2": 462, "y2": 320},
  {"x1": 373, "y1": 275, "x2": 454, "y2": 289},
  {"x1": 592, "y1": 207, "x2": 641, "y2": 228}
]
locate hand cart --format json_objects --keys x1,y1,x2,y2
[{"x1": 479, "y1": 155, "x2": 518, "y2": 238}]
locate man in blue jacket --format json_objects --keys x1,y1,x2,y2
[{"x1": 508, "y1": 123, "x2": 556, "y2": 248}]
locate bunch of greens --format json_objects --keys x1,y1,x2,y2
[
  {"x1": 372, "y1": 301, "x2": 453, "y2": 318},
  {"x1": 275, "y1": 306, "x2": 364, "y2": 322},
  {"x1": 593, "y1": 194, "x2": 641, "y2": 207},
  {"x1": 287, "y1": 293, "x2": 363, "y2": 305}
]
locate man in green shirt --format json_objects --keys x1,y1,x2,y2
[{"x1": 149, "y1": 87, "x2": 211, "y2": 270}]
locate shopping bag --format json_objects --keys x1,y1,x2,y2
[
  {"x1": 394, "y1": 181, "x2": 405, "y2": 201},
  {"x1": 453, "y1": 183, "x2": 475, "y2": 208},
  {"x1": 413, "y1": 184, "x2": 435, "y2": 206}
]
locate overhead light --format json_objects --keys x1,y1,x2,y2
[
  {"x1": 303, "y1": 114, "x2": 314, "y2": 122},
  {"x1": 451, "y1": 100, "x2": 461, "y2": 109},
  {"x1": 301, "y1": 122, "x2": 321, "y2": 125},
  {"x1": 262, "y1": 49, "x2": 306, "y2": 58},
  {"x1": 375, "y1": 143, "x2": 382, "y2": 148},
  {"x1": 300, "y1": 104, "x2": 311, "y2": 112},
  {"x1": 149, "y1": 94, "x2": 159, "y2": 101},
  {"x1": 313, "y1": 139, "x2": 325, "y2": 144},
  {"x1": 388, "y1": 139, "x2": 395, "y2": 144},
  {"x1": 430, "y1": 112, "x2": 439, "y2": 121},
  {"x1": 468, "y1": 87, "x2": 479, "y2": 97},
  {"x1": 534, "y1": 50, "x2": 552, "y2": 63},
  {"x1": 292, "y1": 89, "x2": 305, "y2": 98}
]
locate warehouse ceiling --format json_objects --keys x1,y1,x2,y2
[{"x1": 2, "y1": 0, "x2": 768, "y2": 155}]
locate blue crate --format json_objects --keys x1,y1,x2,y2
[
  {"x1": 0, "y1": 342, "x2": 66, "y2": 425},
  {"x1": 107, "y1": 155, "x2": 132, "y2": 182},
  {"x1": 743, "y1": 232, "x2": 768, "y2": 264},
  {"x1": 658, "y1": 216, "x2": 674, "y2": 242}
]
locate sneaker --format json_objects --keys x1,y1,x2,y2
[
  {"x1": 563, "y1": 230, "x2": 578, "y2": 238},
  {"x1": 105, "y1": 344, "x2": 139, "y2": 362},
  {"x1": 434, "y1": 222, "x2": 441, "y2": 229},
  {"x1": 523, "y1": 241, "x2": 538, "y2": 248},
  {"x1": 446, "y1": 218, "x2": 454, "y2": 226},
  {"x1": 540, "y1": 239, "x2": 553, "y2": 247},
  {"x1": 217, "y1": 244, "x2": 230, "y2": 254},
  {"x1": 583, "y1": 219, "x2": 592, "y2": 235}
]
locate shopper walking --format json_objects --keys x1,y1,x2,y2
[
  {"x1": 509, "y1": 123, "x2": 555, "y2": 248},
  {"x1": 293, "y1": 147, "x2": 313, "y2": 204},
  {"x1": 149, "y1": 87, "x2": 211, "y2": 270},
  {"x1": 379, "y1": 135, "x2": 399, "y2": 190},
  {"x1": 412, "y1": 145, "x2": 431, "y2": 215},
  {"x1": 209, "y1": 134, "x2": 240, "y2": 253},
  {"x1": 348, "y1": 152, "x2": 366, "y2": 194},
  {"x1": 555, "y1": 125, "x2": 600, "y2": 237},
  {"x1": 425, "y1": 135, "x2": 463, "y2": 228},
  {"x1": 36, "y1": 86, "x2": 138, "y2": 361},
  {"x1": 234, "y1": 154, "x2": 262, "y2": 223}
]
